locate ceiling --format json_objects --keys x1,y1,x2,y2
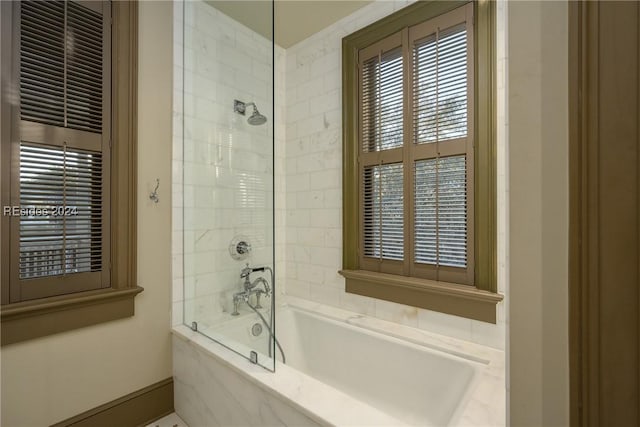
[{"x1": 205, "y1": 1, "x2": 373, "y2": 48}]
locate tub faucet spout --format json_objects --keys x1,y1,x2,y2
[
  {"x1": 232, "y1": 292, "x2": 248, "y2": 316},
  {"x1": 233, "y1": 265, "x2": 272, "y2": 314}
]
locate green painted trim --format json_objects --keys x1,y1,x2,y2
[
  {"x1": 473, "y1": 0, "x2": 497, "y2": 293},
  {"x1": 342, "y1": 269, "x2": 502, "y2": 323},
  {"x1": 341, "y1": 0, "x2": 498, "y2": 308},
  {"x1": 50, "y1": 377, "x2": 174, "y2": 427},
  {"x1": 1, "y1": 286, "x2": 144, "y2": 346},
  {"x1": 344, "y1": 0, "x2": 470, "y2": 49},
  {"x1": 342, "y1": 35, "x2": 359, "y2": 270}
]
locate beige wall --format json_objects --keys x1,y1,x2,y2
[
  {"x1": 0, "y1": 2, "x2": 174, "y2": 425},
  {"x1": 507, "y1": 0, "x2": 570, "y2": 425}
]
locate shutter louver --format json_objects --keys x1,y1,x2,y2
[
  {"x1": 20, "y1": 0, "x2": 103, "y2": 133},
  {"x1": 66, "y1": 2, "x2": 103, "y2": 133},
  {"x1": 361, "y1": 47, "x2": 404, "y2": 152},
  {"x1": 19, "y1": 143, "x2": 103, "y2": 279},
  {"x1": 20, "y1": 0, "x2": 66, "y2": 127},
  {"x1": 363, "y1": 163, "x2": 404, "y2": 261},
  {"x1": 413, "y1": 24, "x2": 467, "y2": 144},
  {"x1": 415, "y1": 155, "x2": 467, "y2": 268}
]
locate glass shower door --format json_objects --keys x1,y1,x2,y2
[{"x1": 180, "y1": 0, "x2": 276, "y2": 371}]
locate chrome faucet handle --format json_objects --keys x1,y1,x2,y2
[{"x1": 240, "y1": 263, "x2": 252, "y2": 279}]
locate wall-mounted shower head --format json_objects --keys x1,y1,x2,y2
[
  {"x1": 233, "y1": 100, "x2": 267, "y2": 126},
  {"x1": 247, "y1": 108, "x2": 267, "y2": 126}
]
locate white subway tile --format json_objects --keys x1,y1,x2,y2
[
  {"x1": 309, "y1": 284, "x2": 341, "y2": 307},
  {"x1": 324, "y1": 227, "x2": 342, "y2": 249},
  {"x1": 340, "y1": 292, "x2": 376, "y2": 316},
  {"x1": 375, "y1": 299, "x2": 419, "y2": 328},
  {"x1": 323, "y1": 188, "x2": 342, "y2": 209},
  {"x1": 309, "y1": 90, "x2": 341, "y2": 116},
  {"x1": 323, "y1": 267, "x2": 344, "y2": 289},
  {"x1": 308, "y1": 247, "x2": 340, "y2": 268},
  {"x1": 417, "y1": 309, "x2": 473, "y2": 342},
  {"x1": 286, "y1": 280, "x2": 311, "y2": 299},
  {"x1": 299, "y1": 264, "x2": 327, "y2": 285},
  {"x1": 470, "y1": 320, "x2": 506, "y2": 350},
  {"x1": 287, "y1": 100, "x2": 310, "y2": 124},
  {"x1": 297, "y1": 227, "x2": 326, "y2": 247},
  {"x1": 309, "y1": 209, "x2": 340, "y2": 228},
  {"x1": 296, "y1": 76, "x2": 325, "y2": 102},
  {"x1": 296, "y1": 153, "x2": 326, "y2": 173},
  {"x1": 296, "y1": 190, "x2": 325, "y2": 209},
  {"x1": 309, "y1": 169, "x2": 340, "y2": 190},
  {"x1": 286, "y1": 173, "x2": 310, "y2": 192}
]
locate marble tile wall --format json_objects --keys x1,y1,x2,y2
[
  {"x1": 172, "y1": 0, "x2": 508, "y2": 350},
  {"x1": 172, "y1": 0, "x2": 286, "y2": 327},
  {"x1": 282, "y1": 0, "x2": 508, "y2": 350}
]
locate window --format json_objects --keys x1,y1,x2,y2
[
  {"x1": 14, "y1": 0, "x2": 110, "y2": 300},
  {"x1": 1, "y1": 1, "x2": 140, "y2": 344},
  {"x1": 341, "y1": 1, "x2": 502, "y2": 323}
]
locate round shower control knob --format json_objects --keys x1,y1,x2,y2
[
  {"x1": 236, "y1": 241, "x2": 250, "y2": 255},
  {"x1": 229, "y1": 235, "x2": 252, "y2": 261}
]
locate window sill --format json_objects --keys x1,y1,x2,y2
[
  {"x1": 0, "y1": 286, "x2": 144, "y2": 346},
  {"x1": 339, "y1": 269, "x2": 503, "y2": 323}
]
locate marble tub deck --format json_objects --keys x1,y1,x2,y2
[{"x1": 173, "y1": 296, "x2": 505, "y2": 426}]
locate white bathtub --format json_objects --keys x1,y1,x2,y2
[{"x1": 173, "y1": 297, "x2": 505, "y2": 426}]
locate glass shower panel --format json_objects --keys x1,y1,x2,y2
[{"x1": 181, "y1": 0, "x2": 275, "y2": 371}]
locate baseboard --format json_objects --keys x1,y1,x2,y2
[{"x1": 51, "y1": 377, "x2": 174, "y2": 427}]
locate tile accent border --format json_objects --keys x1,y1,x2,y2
[{"x1": 50, "y1": 377, "x2": 174, "y2": 427}]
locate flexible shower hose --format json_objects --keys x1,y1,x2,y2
[{"x1": 246, "y1": 301, "x2": 286, "y2": 364}]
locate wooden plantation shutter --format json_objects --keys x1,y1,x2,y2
[
  {"x1": 410, "y1": 4, "x2": 474, "y2": 285},
  {"x1": 363, "y1": 163, "x2": 404, "y2": 262},
  {"x1": 357, "y1": 3, "x2": 473, "y2": 285},
  {"x1": 10, "y1": 0, "x2": 111, "y2": 301},
  {"x1": 358, "y1": 32, "x2": 406, "y2": 275}
]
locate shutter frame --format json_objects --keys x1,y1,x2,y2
[
  {"x1": 356, "y1": 3, "x2": 474, "y2": 285},
  {"x1": 8, "y1": 0, "x2": 112, "y2": 302}
]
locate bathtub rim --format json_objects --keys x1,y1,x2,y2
[
  {"x1": 283, "y1": 298, "x2": 494, "y2": 366},
  {"x1": 172, "y1": 324, "x2": 406, "y2": 426},
  {"x1": 172, "y1": 296, "x2": 505, "y2": 426}
]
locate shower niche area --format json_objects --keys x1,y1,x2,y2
[{"x1": 175, "y1": 0, "x2": 277, "y2": 371}]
